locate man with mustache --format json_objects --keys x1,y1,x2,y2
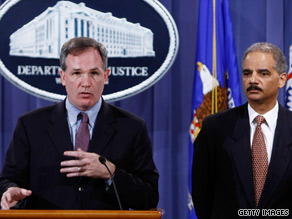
[
  {"x1": 0, "y1": 37, "x2": 159, "y2": 210},
  {"x1": 192, "y1": 42, "x2": 292, "y2": 218}
]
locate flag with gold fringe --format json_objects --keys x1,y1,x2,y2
[{"x1": 188, "y1": 0, "x2": 241, "y2": 218}]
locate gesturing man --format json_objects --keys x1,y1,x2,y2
[{"x1": 0, "y1": 37, "x2": 159, "y2": 210}]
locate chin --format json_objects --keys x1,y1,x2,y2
[
  {"x1": 78, "y1": 102, "x2": 92, "y2": 110},
  {"x1": 248, "y1": 98, "x2": 265, "y2": 104},
  {"x1": 247, "y1": 93, "x2": 262, "y2": 99}
]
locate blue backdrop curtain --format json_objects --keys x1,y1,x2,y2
[{"x1": 0, "y1": 0, "x2": 292, "y2": 219}]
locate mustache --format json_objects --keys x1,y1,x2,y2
[{"x1": 246, "y1": 85, "x2": 263, "y2": 92}]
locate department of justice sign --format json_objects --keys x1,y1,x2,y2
[{"x1": 0, "y1": 0, "x2": 179, "y2": 102}]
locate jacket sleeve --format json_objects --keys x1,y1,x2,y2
[
  {"x1": 192, "y1": 118, "x2": 216, "y2": 218},
  {"x1": 0, "y1": 117, "x2": 30, "y2": 199}
]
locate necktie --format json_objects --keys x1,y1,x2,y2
[
  {"x1": 75, "y1": 112, "x2": 90, "y2": 152},
  {"x1": 252, "y1": 115, "x2": 268, "y2": 207}
]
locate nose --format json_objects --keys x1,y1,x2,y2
[
  {"x1": 81, "y1": 74, "x2": 90, "y2": 87},
  {"x1": 249, "y1": 72, "x2": 258, "y2": 84}
]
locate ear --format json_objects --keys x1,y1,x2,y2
[
  {"x1": 104, "y1": 68, "x2": 110, "y2": 84},
  {"x1": 279, "y1": 72, "x2": 287, "y2": 88},
  {"x1": 60, "y1": 69, "x2": 66, "y2": 86}
]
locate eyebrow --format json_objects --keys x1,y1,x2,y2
[
  {"x1": 72, "y1": 67, "x2": 100, "y2": 71},
  {"x1": 257, "y1": 68, "x2": 270, "y2": 72},
  {"x1": 242, "y1": 68, "x2": 271, "y2": 72}
]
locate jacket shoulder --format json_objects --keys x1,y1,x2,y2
[
  {"x1": 103, "y1": 102, "x2": 146, "y2": 124},
  {"x1": 19, "y1": 101, "x2": 64, "y2": 122},
  {"x1": 204, "y1": 104, "x2": 247, "y2": 124}
]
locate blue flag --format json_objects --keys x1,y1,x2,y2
[{"x1": 188, "y1": 0, "x2": 241, "y2": 218}]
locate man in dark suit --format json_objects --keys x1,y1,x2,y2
[
  {"x1": 0, "y1": 37, "x2": 159, "y2": 210},
  {"x1": 192, "y1": 42, "x2": 292, "y2": 218}
]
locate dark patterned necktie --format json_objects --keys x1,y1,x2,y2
[
  {"x1": 252, "y1": 115, "x2": 268, "y2": 207},
  {"x1": 75, "y1": 112, "x2": 90, "y2": 151}
]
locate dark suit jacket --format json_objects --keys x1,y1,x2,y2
[
  {"x1": 192, "y1": 103, "x2": 292, "y2": 218},
  {"x1": 0, "y1": 100, "x2": 159, "y2": 210}
]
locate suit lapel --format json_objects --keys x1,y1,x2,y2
[
  {"x1": 259, "y1": 105, "x2": 292, "y2": 208},
  {"x1": 88, "y1": 101, "x2": 117, "y2": 155},
  {"x1": 46, "y1": 100, "x2": 81, "y2": 188},
  {"x1": 231, "y1": 105, "x2": 255, "y2": 207},
  {"x1": 46, "y1": 101, "x2": 73, "y2": 157}
]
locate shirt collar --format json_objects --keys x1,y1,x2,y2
[
  {"x1": 248, "y1": 101, "x2": 278, "y2": 129},
  {"x1": 66, "y1": 97, "x2": 102, "y2": 127}
]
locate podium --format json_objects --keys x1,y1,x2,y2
[{"x1": 0, "y1": 210, "x2": 162, "y2": 219}]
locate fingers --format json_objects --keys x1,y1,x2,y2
[
  {"x1": 60, "y1": 150, "x2": 86, "y2": 177},
  {"x1": 61, "y1": 151, "x2": 115, "y2": 179},
  {"x1": 19, "y1": 188, "x2": 32, "y2": 198},
  {"x1": 10, "y1": 188, "x2": 32, "y2": 200},
  {"x1": 61, "y1": 151, "x2": 104, "y2": 178},
  {"x1": 1, "y1": 193, "x2": 11, "y2": 210},
  {"x1": 1, "y1": 187, "x2": 32, "y2": 210},
  {"x1": 61, "y1": 159, "x2": 82, "y2": 167},
  {"x1": 60, "y1": 165, "x2": 84, "y2": 177},
  {"x1": 61, "y1": 150, "x2": 86, "y2": 176},
  {"x1": 63, "y1": 149, "x2": 85, "y2": 159}
]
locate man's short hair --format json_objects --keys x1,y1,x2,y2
[
  {"x1": 242, "y1": 42, "x2": 287, "y2": 75},
  {"x1": 60, "y1": 37, "x2": 108, "y2": 71}
]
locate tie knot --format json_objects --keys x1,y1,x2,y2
[
  {"x1": 79, "y1": 112, "x2": 89, "y2": 124},
  {"x1": 255, "y1": 115, "x2": 265, "y2": 126}
]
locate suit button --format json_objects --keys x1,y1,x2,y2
[{"x1": 78, "y1": 187, "x2": 84, "y2": 192}]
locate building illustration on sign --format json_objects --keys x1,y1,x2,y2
[{"x1": 9, "y1": 1, "x2": 155, "y2": 59}]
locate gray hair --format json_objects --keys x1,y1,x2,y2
[
  {"x1": 60, "y1": 37, "x2": 108, "y2": 71},
  {"x1": 242, "y1": 42, "x2": 287, "y2": 75}
]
